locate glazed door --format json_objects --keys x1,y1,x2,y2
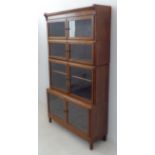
[
  {"x1": 68, "y1": 102, "x2": 89, "y2": 133},
  {"x1": 48, "y1": 93, "x2": 65, "y2": 120},
  {"x1": 48, "y1": 19, "x2": 66, "y2": 39},
  {"x1": 49, "y1": 61, "x2": 68, "y2": 92},
  {"x1": 48, "y1": 92, "x2": 89, "y2": 133},
  {"x1": 70, "y1": 66, "x2": 93, "y2": 101},
  {"x1": 49, "y1": 42, "x2": 94, "y2": 63},
  {"x1": 49, "y1": 42, "x2": 67, "y2": 60},
  {"x1": 69, "y1": 42, "x2": 94, "y2": 64},
  {"x1": 68, "y1": 16, "x2": 94, "y2": 40}
]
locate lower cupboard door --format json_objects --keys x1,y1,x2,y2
[
  {"x1": 68, "y1": 102, "x2": 89, "y2": 133},
  {"x1": 48, "y1": 93, "x2": 65, "y2": 120}
]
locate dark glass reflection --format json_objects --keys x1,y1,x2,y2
[
  {"x1": 49, "y1": 93, "x2": 64, "y2": 119},
  {"x1": 50, "y1": 63, "x2": 67, "y2": 91},
  {"x1": 68, "y1": 103, "x2": 88, "y2": 132},
  {"x1": 71, "y1": 67, "x2": 92, "y2": 100},
  {"x1": 52, "y1": 63, "x2": 66, "y2": 72},
  {"x1": 48, "y1": 22, "x2": 65, "y2": 37},
  {"x1": 49, "y1": 43, "x2": 66, "y2": 58},
  {"x1": 70, "y1": 44, "x2": 92, "y2": 62},
  {"x1": 69, "y1": 19, "x2": 92, "y2": 38}
]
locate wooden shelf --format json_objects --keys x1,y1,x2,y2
[
  {"x1": 53, "y1": 70, "x2": 66, "y2": 76},
  {"x1": 71, "y1": 75, "x2": 91, "y2": 82}
]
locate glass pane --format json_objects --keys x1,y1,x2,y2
[
  {"x1": 69, "y1": 19, "x2": 92, "y2": 38},
  {"x1": 50, "y1": 63, "x2": 67, "y2": 91},
  {"x1": 48, "y1": 22, "x2": 65, "y2": 37},
  {"x1": 49, "y1": 43, "x2": 66, "y2": 58},
  {"x1": 48, "y1": 93, "x2": 65, "y2": 120},
  {"x1": 70, "y1": 44, "x2": 92, "y2": 62},
  {"x1": 70, "y1": 67, "x2": 92, "y2": 100},
  {"x1": 68, "y1": 103, "x2": 88, "y2": 133}
]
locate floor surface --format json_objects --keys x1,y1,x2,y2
[{"x1": 38, "y1": 102, "x2": 117, "y2": 155}]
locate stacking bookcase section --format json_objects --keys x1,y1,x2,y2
[
  {"x1": 47, "y1": 92, "x2": 89, "y2": 134},
  {"x1": 45, "y1": 4, "x2": 111, "y2": 150},
  {"x1": 47, "y1": 90, "x2": 91, "y2": 141},
  {"x1": 48, "y1": 40, "x2": 95, "y2": 64}
]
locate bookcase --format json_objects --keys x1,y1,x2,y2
[{"x1": 44, "y1": 4, "x2": 111, "y2": 150}]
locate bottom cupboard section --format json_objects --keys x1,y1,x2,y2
[{"x1": 47, "y1": 91, "x2": 90, "y2": 134}]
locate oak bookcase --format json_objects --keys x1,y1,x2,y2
[{"x1": 44, "y1": 4, "x2": 111, "y2": 150}]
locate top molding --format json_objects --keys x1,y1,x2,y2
[{"x1": 44, "y1": 4, "x2": 111, "y2": 20}]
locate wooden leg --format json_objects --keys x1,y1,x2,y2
[
  {"x1": 102, "y1": 135, "x2": 107, "y2": 141},
  {"x1": 49, "y1": 117, "x2": 52, "y2": 123},
  {"x1": 89, "y1": 143, "x2": 94, "y2": 150}
]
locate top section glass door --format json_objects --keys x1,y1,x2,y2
[
  {"x1": 47, "y1": 16, "x2": 94, "y2": 40},
  {"x1": 68, "y1": 16, "x2": 94, "y2": 39},
  {"x1": 48, "y1": 19, "x2": 66, "y2": 39}
]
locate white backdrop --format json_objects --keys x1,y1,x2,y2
[{"x1": 38, "y1": 0, "x2": 117, "y2": 144}]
